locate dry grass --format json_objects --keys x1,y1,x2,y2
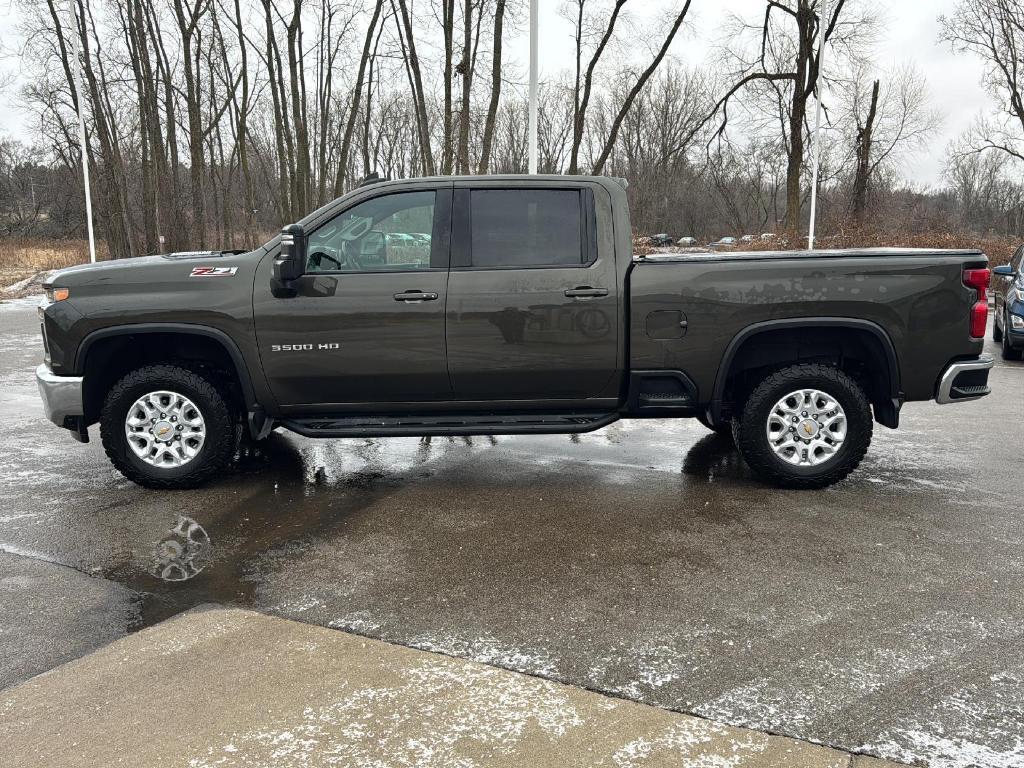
[{"x1": 0, "y1": 238, "x2": 110, "y2": 284}]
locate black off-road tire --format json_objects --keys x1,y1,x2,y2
[
  {"x1": 696, "y1": 412, "x2": 733, "y2": 438},
  {"x1": 732, "y1": 363, "x2": 873, "y2": 490},
  {"x1": 993, "y1": 315, "x2": 1003, "y2": 343},
  {"x1": 100, "y1": 364, "x2": 235, "y2": 490}
]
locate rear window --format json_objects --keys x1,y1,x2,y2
[{"x1": 469, "y1": 189, "x2": 583, "y2": 268}]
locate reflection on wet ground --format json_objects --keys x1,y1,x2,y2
[{"x1": 3, "y1": 302, "x2": 1024, "y2": 768}]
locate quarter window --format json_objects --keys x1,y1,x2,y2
[
  {"x1": 306, "y1": 191, "x2": 436, "y2": 272},
  {"x1": 469, "y1": 189, "x2": 583, "y2": 268}
]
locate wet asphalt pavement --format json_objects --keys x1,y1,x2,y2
[{"x1": 1, "y1": 297, "x2": 1023, "y2": 768}]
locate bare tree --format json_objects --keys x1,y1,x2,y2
[
  {"x1": 941, "y1": 0, "x2": 1024, "y2": 163},
  {"x1": 685, "y1": 0, "x2": 876, "y2": 230},
  {"x1": 845, "y1": 64, "x2": 938, "y2": 221}
]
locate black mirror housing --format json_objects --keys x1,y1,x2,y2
[{"x1": 274, "y1": 224, "x2": 306, "y2": 283}]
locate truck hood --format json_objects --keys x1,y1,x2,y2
[{"x1": 45, "y1": 251, "x2": 247, "y2": 287}]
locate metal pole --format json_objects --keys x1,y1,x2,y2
[
  {"x1": 807, "y1": 0, "x2": 829, "y2": 251},
  {"x1": 68, "y1": 0, "x2": 97, "y2": 264},
  {"x1": 528, "y1": 0, "x2": 539, "y2": 174}
]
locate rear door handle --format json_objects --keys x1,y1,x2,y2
[
  {"x1": 393, "y1": 291, "x2": 439, "y2": 302},
  {"x1": 564, "y1": 287, "x2": 609, "y2": 298}
]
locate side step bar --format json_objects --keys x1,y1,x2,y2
[{"x1": 280, "y1": 412, "x2": 620, "y2": 438}]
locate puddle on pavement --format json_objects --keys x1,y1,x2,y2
[
  {"x1": 86, "y1": 426, "x2": 753, "y2": 634},
  {"x1": 94, "y1": 432, "x2": 497, "y2": 631}
]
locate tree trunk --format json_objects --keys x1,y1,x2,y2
[
  {"x1": 287, "y1": 0, "x2": 310, "y2": 216},
  {"x1": 393, "y1": 0, "x2": 436, "y2": 175},
  {"x1": 852, "y1": 79, "x2": 879, "y2": 222},
  {"x1": 441, "y1": 0, "x2": 455, "y2": 174},
  {"x1": 335, "y1": 0, "x2": 383, "y2": 196},
  {"x1": 457, "y1": 0, "x2": 474, "y2": 173},
  {"x1": 569, "y1": 0, "x2": 626, "y2": 174},
  {"x1": 478, "y1": 0, "x2": 506, "y2": 174}
]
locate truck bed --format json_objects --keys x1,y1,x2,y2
[{"x1": 628, "y1": 247, "x2": 988, "y2": 408}]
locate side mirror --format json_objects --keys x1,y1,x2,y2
[
  {"x1": 993, "y1": 264, "x2": 1016, "y2": 278},
  {"x1": 274, "y1": 223, "x2": 306, "y2": 284}
]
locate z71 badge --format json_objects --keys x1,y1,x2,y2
[{"x1": 190, "y1": 266, "x2": 238, "y2": 277}]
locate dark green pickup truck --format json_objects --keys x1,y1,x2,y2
[{"x1": 36, "y1": 175, "x2": 994, "y2": 490}]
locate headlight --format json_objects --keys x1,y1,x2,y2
[
  {"x1": 1011, "y1": 314, "x2": 1024, "y2": 330},
  {"x1": 44, "y1": 287, "x2": 69, "y2": 303},
  {"x1": 1013, "y1": 287, "x2": 1024, "y2": 304}
]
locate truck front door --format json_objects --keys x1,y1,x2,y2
[
  {"x1": 445, "y1": 184, "x2": 620, "y2": 402},
  {"x1": 254, "y1": 186, "x2": 453, "y2": 408}
]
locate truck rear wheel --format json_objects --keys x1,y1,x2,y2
[
  {"x1": 100, "y1": 364, "x2": 235, "y2": 489},
  {"x1": 733, "y1": 364, "x2": 872, "y2": 489}
]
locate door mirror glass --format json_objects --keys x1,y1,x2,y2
[{"x1": 274, "y1": 224, "x2": 306, "y2": 284}]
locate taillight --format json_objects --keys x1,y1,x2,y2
[{"x1": 963, "y1": 267, "x2": 990, "y2": 338}]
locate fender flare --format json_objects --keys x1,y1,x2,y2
[
  {"x1": 74, "y1": 323, "x2": 259, "y2": 410},
  {"x1": 709, "y1": 317, "x2": 902, "y2": 426}
]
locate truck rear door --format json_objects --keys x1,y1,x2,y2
[{"x1": 445, "y1": 183, "x2": 619, "y2": 401}]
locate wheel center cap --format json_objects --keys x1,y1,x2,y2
[
  {"x1": 153, "y1": 420, "x2": 175, "y2": 442},
  {"x1": 798, "y1": 419, "x2": 819, "y2": 439}
]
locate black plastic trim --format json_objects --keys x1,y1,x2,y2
[
  {"x1": 710, "y1": 317, "x2": 902, "y2": 427},
  {"x1": 625, "y1": 370, "x2": 699, "y2": 413},
  {"x1": 75, "y1": 323, "x2": 259, "y2": 410}
]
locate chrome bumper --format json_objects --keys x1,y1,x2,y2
[
  {"x1": 36, "y1": 363, "x2": 84, "y2": 427},
  {"x1": 935, "y1": 356, "x2": 994, "y2": 404}
]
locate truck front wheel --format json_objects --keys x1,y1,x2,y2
[
  {"x1": 733, "y1": 364, "x2": 872, "y2": 489},
  {"x1": 100, "y1": 364, "x2": 235, "y2": 489}
]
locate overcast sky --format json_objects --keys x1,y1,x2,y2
[{"x1": 0, "y1": 0, "x2": 992, "y2": 188}]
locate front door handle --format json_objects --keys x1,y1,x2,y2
[
  {"x1": 564, "y1": 286, "x2": 609, "y2": 298},
  {"x1": 393, "y1": 291, "x2": 439, "y2": 302}
]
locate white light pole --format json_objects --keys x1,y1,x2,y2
[
  {"x1": 528, "y1": 0, "x2": 539, "y2": 174},
  {"x1": 67, "y1": 0, "x2": 97, "y2": 264},
  {"x1": 807, "y1": 0, "x2": 829, "y2": 251}
]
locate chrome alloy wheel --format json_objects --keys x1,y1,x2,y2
[
  {"x1": 765, "y1": 388, "x2": 847, "y2": 467},
  {"x1": 124, "y1": 390, "x2": 206, "y2": 469}
]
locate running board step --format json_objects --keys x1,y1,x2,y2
[{"x1": 280, "y1": 412, "x2": 620, "y2": 438}]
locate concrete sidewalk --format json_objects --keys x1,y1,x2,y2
[{"x1": 0, "y1": 607, "x2": 904, "y2": 768}]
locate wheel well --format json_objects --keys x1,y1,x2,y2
[
  {"x1": 717, "y1": 325, "x2": 899, "y2": 427},
  {"x1": 80, "y1": 332, "x2": 246, "y2": 425}
]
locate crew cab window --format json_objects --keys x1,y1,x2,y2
[
  {"x1": 469, "y1": 189, "x2": 583, "y2": 268},
  {"x1": 306, "y1": 191, "x2": 435, "y2": 272}
]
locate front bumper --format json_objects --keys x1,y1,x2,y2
[
  {"x1": 935, "y1": 356, "x2": 994, "y2": 404},
  {"x1": 36, "y1": 363, "x2": 84, "y2": 428}
]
